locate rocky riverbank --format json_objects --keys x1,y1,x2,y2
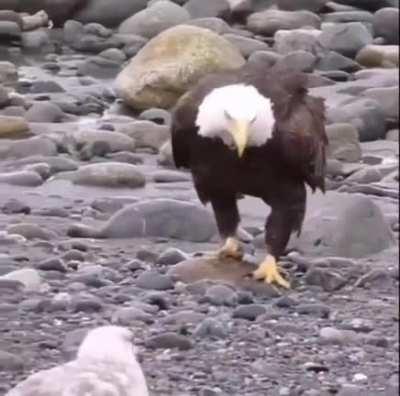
[{"x1": 0, "y1": 1, "x2": 399, "y2": 395}]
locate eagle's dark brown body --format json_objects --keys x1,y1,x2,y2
[{"x1": 171, "y1": 62, "x2": 328, "y2": 260}]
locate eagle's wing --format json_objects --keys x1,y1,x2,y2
[
  {"x1": 170, "y1": 90, "x2": 199, "y2": 169},
  {"x1": 264, "y1": 70, "x2": 328, "y2": 193}
]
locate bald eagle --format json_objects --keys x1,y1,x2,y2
[{"x1": 170, "y1": 62, "x2": 328, "y2": 288}]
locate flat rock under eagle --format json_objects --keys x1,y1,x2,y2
[{"x1": 170, "y1": 62, "x2": 328, "y2": 289}]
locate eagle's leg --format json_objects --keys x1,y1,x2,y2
[
  {"x1": 210, "y1": 195, "x2": 243, "y2": 260},
  {"x1": 254, "y1": 187, "x2": 306, "y2": 289}
]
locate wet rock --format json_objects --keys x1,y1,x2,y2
[
  {"x1": 297, "y1": 303, "x2": 330, "y2": 318},
  {"x1": 71, "y1": 293, "x2": 104, "y2": 312},
  {"x1": 25, "y1": 102, "x2": 64, "y2": 123},
  {"x1": 373, "y1": 7, "x2": 399, "y2": 44},
  {"x1": 326, "y1": 123, "x2": 362, "y2": 163},
  {"x1": 194, "y1": 317, "x2": 228, "y2": 338},
  {"x1": 1, "y1": 198, "x2": 30, "y2": 215},
  {"x1": 223, "y1": 34, "x2": 270, "y2": 58},
  {"x1": 112, "y1": 306, "x2": 153, "y2": 325},
  {"x1": 232, "y1": 304, "x2": 266, "y2": 320},
  {"x1": 115, "y1": 25, "x2": 245, "y2": 110},
  {"x1": 119, "y1": 1, "x2": 190, "y2": 39},
  {"x1": 36, "y1": 258, "x2": 67, "y2": 273},
  {"x1": 0, "y1": 268, "x2": 45, "y2": 292},
  {"x1": 55, "y1": 162, "x2": 146, "y2": 188},
  {"x1": 146, "y1": 332, "x2": 193, "y2": 350},
  {"x1": 318, "y1": 22, "x2": 373, "y2": 57},
  {"x1": 68, "y1": 199, "x2": 216, "y2": 242},
  {"x1": 157, "y1": 248, "x2": 188, "y2": 266},
  {"x1": 247, "y1": 9, "x2": 321, "y2": 36},
  {"x1": 305, "y1": 267, "x2": 347, "y2": 291},
  {"x1": 0, "y1": 351, "x2": 24, "y2": 371},
  {"x1": 116, "y1": 120, "x2": 169, "y2": 152},
  {"x1": 136, "y1": 270, "x2": 175, "y2": 290},
  {"x1": 0, "y1": 170, "x2": 43, "y2": 187},
  {"x1": 356, "y1": 44, "x2": 399, "y2": 68},
  {"x1": 0, "y1": 116, "x2": 30, "y2": 139},
  {"x1": 204, "y1": 284, "x2": 238, "y2": 306}
]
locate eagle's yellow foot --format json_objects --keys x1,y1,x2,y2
[
  {"x1": 253, "y1": 255, "x2": 290, "y2": 289},
  {"x1": 217, "y1": 237, "x2": 243, "y2": 260}
]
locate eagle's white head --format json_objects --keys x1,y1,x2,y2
[{"x1": 195, "y1": 84, "x2": 275, "y2": 157}]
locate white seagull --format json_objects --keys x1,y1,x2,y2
[{"x1": 6, "y1": 325, "x2": 149, "y2": 396}]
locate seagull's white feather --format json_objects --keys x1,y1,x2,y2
[{"x1": 6, "y1": 326, "x2": 149, "y2": 396}]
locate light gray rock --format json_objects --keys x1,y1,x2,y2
[
  {"x1": 119, "y1": 1, "x2": 190, "y2": 39},
  {"x1": 273, "y1": 28, "x2": 323, "y2": 55},
  {"x1": 247, "y1": 9, "x2": 321, "y2": 36},
  {"x1": 373, "y1": 7, "x2": 399, "y2": 44},
  {"x1": 6, "y1": 223, "x2": 56, "y2": 240},
  {"x1": 316, "y1": 51, "x2": 361, "y2": 72},
  {"x1": 0, "y1": 136, "x2": 57, "y2": 159},
  {"x1": 21, "y1": 29, "x2": 51, "y2": 49},
  {"x1": 363, "y1": 86, "x2": 399, "y2": 120},
  {"x1": 0, "y1": 61, "x2": 17, "y2": 85},
  {"x1": 0, "y1": 170, "x2": 43, "y2": 186},
  {"x1": 326, "y1": 123, "x2": 362, "y2": 162},
  {"x1": 158, "y1": 139, "x2": 174, "y2": 167},
  {"x1": 63, "y1": 19, "x2": 84, "y2": 44},
  {"x1": 223, "y1": 34, "x2": 270, "y2": 58},
  {"x1": 346, "y1": 167, "x2": 382, "y2": 184},
  {"x1": 0, "y1": 268, "x2": 45, "y2": 292},
  {"x1": 116, "y1": 121, "x2": 170, "y2": 152},
  {"x1": 289, "y1": 192, "x2": 395, "y2": 258},
  {"x1": 277, "y1": 50, "x2": 316, "y2": 72},
  {"x1": 318, "y1": 22, "x2": 373, "y2": 57},
  {"x1": 25, "y1": 102, "x2": 64, "y2": 123},
  {"x1": 248, "y1": 50, "x2": 281, "y2": 68},
  {"x1": 386, "y1": 129, "x2": 399, "y2": 142},
  {"x1": 68, "y1": 198, "x2": 217, "y2": 242},
  {"x1": 54, "y1": 162, "x2": 146, "y2": 188},
  {"x1": 0, "y1": 20, "x2": 20, "y2": 40},
  {"x1": 70, "y1": 129, "x2": 136, "y2": 153}
]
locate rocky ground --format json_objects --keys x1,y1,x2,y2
[{"x1": 0, "y1": 0, "x2": 399, "y2": 395}]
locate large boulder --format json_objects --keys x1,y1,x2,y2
[
  {"x1": 118, "y1": 1, "x2": 190, "y2": 39},
  {"x1": 247, "y1": 9, "x2": 321, "y2": 36},
  {"x1": 288, "y1": 192, "x2": 395, "y2": 259},
  {"x1": 74, "y1": 0, "x2": 148, "y2": 27},
  {"x1": 115, "y1": 25, "x2": 245, "y2": 110}
]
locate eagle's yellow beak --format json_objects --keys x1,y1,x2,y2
[{"x1": 230, "y1": 120, "x2": 250, "y2": 157}]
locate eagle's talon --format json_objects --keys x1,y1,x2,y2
[
  {"x1": 216, "y1": 237, "x2": 243, "y2": 261},
  {"x1": 253, "y1": 255, "x2": 291, "y2": 289}
]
